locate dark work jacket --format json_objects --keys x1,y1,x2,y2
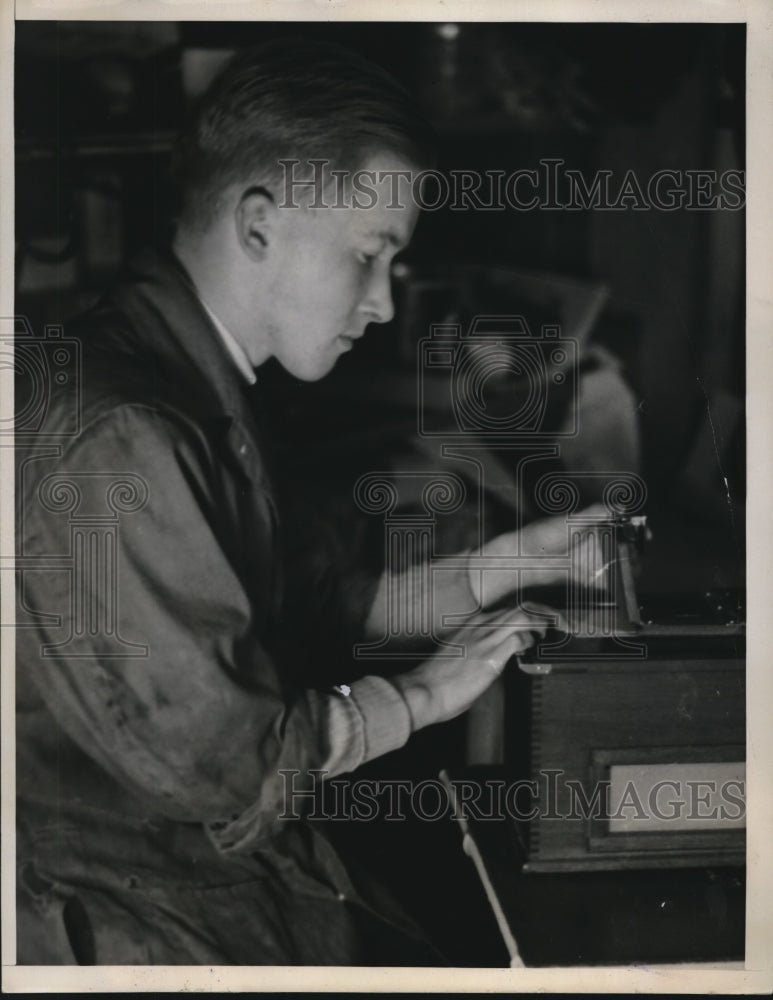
[{"x1": 15, "y1": 248, "x2": 438, "y2": 966}]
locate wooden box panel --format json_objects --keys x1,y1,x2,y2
[{"x1": 522, "y1": 658, "x2": 745, "y2": 871}]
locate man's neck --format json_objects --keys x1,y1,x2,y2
[
  {"x1": 172, "y1": 225, "x2": 270, "y2": 374},
  {"x1": 198, "y1": 297, "x2": 257, "y2": 386}
]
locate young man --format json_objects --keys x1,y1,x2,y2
[{"x1": 16, "y1": 41, "x2": 571, "y2": 965}]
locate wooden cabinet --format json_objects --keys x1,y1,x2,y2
[{"x1": 506, "y1": 627, "x2": 745, "y2": 872}]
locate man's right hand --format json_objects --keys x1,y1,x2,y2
[{"x1": 391, "y1": 602, "x2": 565, "y2": 731}]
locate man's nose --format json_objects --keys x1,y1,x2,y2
[{"x1": 362, "y1": 264, "x2": 395, "y2": 325}]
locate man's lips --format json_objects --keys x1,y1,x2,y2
[{"x1": 337, "y1": 331, "x2": 364, "y2": 348}]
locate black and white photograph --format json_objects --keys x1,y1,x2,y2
[{"x1": 2, "y1": 0, "x2": 772, "y2": 993}]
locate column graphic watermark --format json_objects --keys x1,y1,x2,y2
[
  {"x1": 35, "y1": 473, "x2": 149, "y2": 657},
  {"x1": 6, "y1": 316, "x2": 149, "y2": 657},
  {"x1": 353, "y1": 471, "x2": 468, "y2": 659}
]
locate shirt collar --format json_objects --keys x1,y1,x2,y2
[{"x1": 199, "y1": 298, "x2": 257, "y2": 386}]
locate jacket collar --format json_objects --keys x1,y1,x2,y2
[
  {"x1": 104, "y1": 246, "x2": 269, "y2": 485},
  {"x1": 108, "y1": 247, "x2": 254, "y2": 423}
]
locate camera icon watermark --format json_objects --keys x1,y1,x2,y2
[
  {"x1": 1, "y1": 315, "x2": 81, "y2": 438},
  {"x1": 417, "y1": 315, "x2": 578, "y2": 439}
]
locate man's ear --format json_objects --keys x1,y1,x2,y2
[{"x1": 235, "y1": 186, "x2": 276, "y2": 261}]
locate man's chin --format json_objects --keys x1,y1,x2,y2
[{"x1": 280, "y1": 354, "x2": 337, "y2": 383}]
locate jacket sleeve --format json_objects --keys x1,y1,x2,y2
[{"x1": 18, "y1": 403, "x2": 412, "y2": 847}]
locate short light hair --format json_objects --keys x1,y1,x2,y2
[{"x1": 172, "y1": 38, "x2": 436, "y2": 227}]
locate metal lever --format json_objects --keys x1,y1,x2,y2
[{"x1": 514, "y1": 653, "x2": 552, "y2": 676}]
